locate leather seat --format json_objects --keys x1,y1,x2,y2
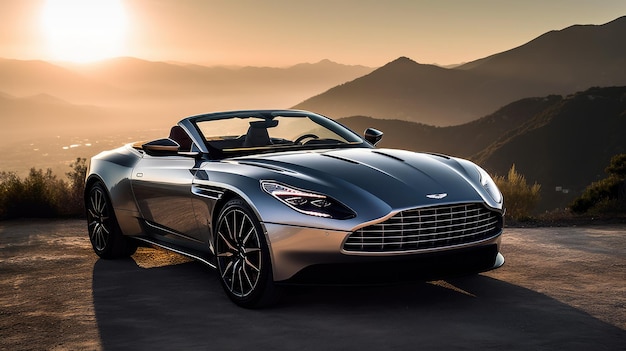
[{"x1": 243, "y1": 125, "x2": 271, "y2": 147}]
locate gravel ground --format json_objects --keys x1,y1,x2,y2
[{"x1": 1, "y1": 219, "x2": 624, "y2": 350}]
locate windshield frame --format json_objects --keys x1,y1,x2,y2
[{"x1": 180, "y1": 110, "x2": 372, "y2": 160}]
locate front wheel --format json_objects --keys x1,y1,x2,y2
[
  {"x1": 86, "y1": 181, "x2": 137, "y2": 259},
  {"x1": 215, "y1": 199, "x2": 278, "y2": 308}
]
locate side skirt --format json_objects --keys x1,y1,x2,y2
[{"x1": 133, "y1": 235, "x2": 217, "y2": 269}]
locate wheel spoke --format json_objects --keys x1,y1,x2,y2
[
  {"x1": 218, "y1": 231, "x2": 237, "y2": 251},
  {"x1": 241, "y1": 227, "x2": 255, "y2": 246},
  {"x1": 228, "y1": 212, "x2": 237, "y2": 242},
  {"x1": 92, "y1": 190, "x2": 103, "y2": 213},
  {"x1": 94, "y1": 224, "x2": 104, "y2": 250},
  {"x1": 229, "y1": 260, "x2": 239, "y2": 293},
  {"x1": 241, "y1": 265, "x2": 253, "y2": 288},
  {"x1": 90, "y1": 194, "x2": 98, "y2": 214},
  {"x1": 221, "y1": 260, "x2": 234, "y2": 279},
  {"x1": 244, "y1": 256, "x2": 260, "y2": 272},
  {"x1": 237, "y1": 212, "x2": 246, "y2": 241},
  {"x1": 237, "y1": 266, "x2": 246, "y2": 295},
  {"x1": 88, "y1": 219, "x2": 98, "y2": 231},
  {"x1": 87, "y1": 208, "x2": 97, "y2": 219}
]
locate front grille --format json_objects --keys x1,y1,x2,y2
[{"x1": 344, "y1": 203, "x2": 501, "y2": 253}]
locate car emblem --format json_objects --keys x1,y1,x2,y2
[{"x1": 426, "y1": 193, "x2": 448, "y2": 199}]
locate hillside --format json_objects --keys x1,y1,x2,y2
[
  {"x1": 294, "y1": 16, "x2": 626, "y2": 126},
  {"x1": 459, "y1": 16, "x2": 626, "y2": 87},
  {"x1": 338, "y1": 95, "x2": 562, "y2": 157},
  {"x1": 337, "y1": 86, "x2": 626, "y2": 211},
  {"x1": 296, "y1": 57, "x2": 484, "y2": 125},
  {"x1": 477, "y1": 86, "x2": 626, "y2": 211}
]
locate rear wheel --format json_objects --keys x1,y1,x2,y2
[
  {"x1": 215, "y1": 199, "x2": 277, "y2": 308},
  {"x1": 86, "y1": 181, "x2": 137, "y2": 258}
]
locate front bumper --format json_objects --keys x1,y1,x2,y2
[{"x1": 263, "y1": 222, "x2": 503, "y2": 283}]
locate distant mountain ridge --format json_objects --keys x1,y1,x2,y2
[
  {"x1": 294, "y1": 16, "x2": 626, "y2": 126},
  {"x1": 0, "y1": 57, "x2": 373, "y2": 106},
  {"x1": 0, "y1": 58, "x2": 120, "y2": 104},
  {"x1": 338, "y1": 86, "x2": 626, "y2": 211}
]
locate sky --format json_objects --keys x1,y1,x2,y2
[{"x1": 1, "y1": 0, "x2": 625, "y2": 67}]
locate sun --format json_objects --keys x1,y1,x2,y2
[{"x1": 41, "y1": 0, "x2": 128, "y2": 62}]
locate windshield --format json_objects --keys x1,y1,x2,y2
[{"x1": 193, "y1": 111, "x2": 369, "y2": 158}]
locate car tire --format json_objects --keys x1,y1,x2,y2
[
  {"x1": 215, "y1": 199, "x2": 278, "y2": 308},
  {"x1": 86, "y1": 181, "x2": 137, "y2": 259}
]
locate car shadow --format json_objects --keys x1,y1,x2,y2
[{"x1": 92, "y1": 258, "x2": 625, "y2": 351}]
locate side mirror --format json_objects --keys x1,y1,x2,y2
[
  {"x1": 142, "y1": 138, "x2": 180, "y2": 156},
  {"x1": 364, "y1": 128, "x2": 383, "y2": 146}
]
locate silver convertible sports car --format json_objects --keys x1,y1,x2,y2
[{"x1": 85, "y1": 109, "x2": 504, "y2": 307}]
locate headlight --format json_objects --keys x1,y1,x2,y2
[
  {"x1": 261, "y1": 181, "x2": 355, "y2": 219},
  {"x1": 477, "y1": 166, "x2": 503, "y2": 204}
]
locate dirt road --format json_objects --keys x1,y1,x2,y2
[{"x1": 1, "y1": 220, "x2": 625, "y2": 350}]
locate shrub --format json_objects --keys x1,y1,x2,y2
[
  {"x1": 493, "y1": 164, "x2": 541, "y2": 221},
  {"x1": 16, "y1": 168, "x2": 67, "y2": 218},
  {"x1": 570, "y1": 154, "x2": 626, "y2": 214},
  {"x1": 0, "y1": 158, "x2": 88, "y2": 219}
]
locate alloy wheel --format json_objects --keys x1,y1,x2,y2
[
  {"x1": 215, "y1": 207, "x2": 263, "y2": 298},
  {"x1": 87, "y1": 185, "x2": 111, "y2": 252}
]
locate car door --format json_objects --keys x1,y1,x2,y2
[{"x1": 131, "y1": 153, "x2": 203, "y2": 242}]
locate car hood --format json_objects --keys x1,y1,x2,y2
[{"x1": 233, "y1": 148, "x2": 486, "y2": 211}]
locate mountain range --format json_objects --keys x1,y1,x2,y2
[
  {"x1": 337, "y1": 86, "x2": 626, "y2": 211},
  {"x1": 3, "y1": 16, "x2": 624, "y2": 127},
  {"x1": 294, "y1": 16, "x2": 626, "y2": 126},
  {"x1": 0, "y1": 57, "x2": 374, "y2": 114}
]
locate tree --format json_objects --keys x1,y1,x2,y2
[
  {"x1": 0, "y1": 172, "x2": 24, "y2": 219},
  {"x1": 65, "y1": 158, "x2": 87, "y2": 215},
  {"x1": 570, "y1": 153, "x2": 626, "y2": 214}
]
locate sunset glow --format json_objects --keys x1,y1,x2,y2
[
  {"x1": 5, "y1": 0, "x2": 617, "y2": 66},
  {"x1": 40, "y1": 0, "x2": 128, "y2": 62}
]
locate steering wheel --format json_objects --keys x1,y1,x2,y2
[{"x1": 294, "y1": 134, "x2": 319, "y2": 145}]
